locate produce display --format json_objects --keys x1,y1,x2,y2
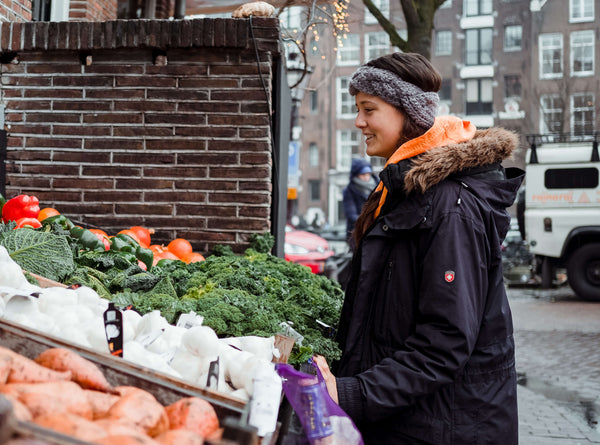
[
  {"x1": 0, "y1": 193, "x2": 346, "y2": 442},
  {"x1": 0, "y1": 194, "x2": 344, "y2": 366},
  {"x1": 0, "y1": 345, "x2": 220, "y2": 444}
]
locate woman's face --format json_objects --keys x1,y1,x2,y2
[{"x1": 354, "y1": 91, "x2": 405, "y2": 159}]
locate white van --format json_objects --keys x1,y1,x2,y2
[{"x1": 522, "y1": 135, "x2": 600, "y2": 301}]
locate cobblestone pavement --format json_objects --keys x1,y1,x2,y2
[{"x1": 508, "y1": 285, "x2": 600, "y2": 444}]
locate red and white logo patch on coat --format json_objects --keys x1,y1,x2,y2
[{"x1": 444, "y1": 270, "x2": 455, "y2": 283}]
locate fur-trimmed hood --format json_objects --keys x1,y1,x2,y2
[{"x1": 404, "y1": 127, "x2": 519, "y2": 194}]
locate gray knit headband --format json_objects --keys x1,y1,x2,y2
[{"x1": 349, "y1": 65, "x2": 440, "y2": 129}]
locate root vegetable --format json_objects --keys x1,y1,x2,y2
[
  {"x1": 0, "y1": 381, "x2": 93, "y2": 420},
  {"x1": 93, "y1": 434, "x2": 161, "y2": 445},
  {"x1": 0, "y1": 347, "x2": 71, "y2": 384},
  {"x1": 155, "y1": 429, "x2": 205, "y2": 445},
  {"x1": 34, "y1": 347, "x2": 117, "y2": 394},
  {"x1": 165, "y1": 397, "x2": 219, "y2": 438},
  {"x1": 1, "y1": 393, "x2": 32, "y2": 422},
  {"x1": 34, "y1": 412, "x2": 107, "y2": 442},
  {"x1": 106, "y1": 390, "x2": 169, "y2": 437},
  {"x1": 84, "y1": 389, "x2": 120, "y2": 419},
  {"x1": 93, "y1": 418, "x2": 149, "y2": 437}
]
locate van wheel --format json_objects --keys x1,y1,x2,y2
[{"x1": 567, "y1": 243, "x2": 600, "y2": 302}]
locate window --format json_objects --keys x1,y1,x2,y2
[
  {"x1": 439, "y1": 79, "x2": 452, "y2": 101},
  {"x1": 435, "y1": 31, "x2": 452, "y2": 56},
  {"x1": 309, "y1": 143, "x2": 319, "y2": 167},
  {"x1": 570, "y1": 30, "x2": 594, "y2": 76},
  {"x1": 309, "y1": 180, "x2": 321, "y2": 201},
  {"x1": 280, "y1": 6, "x2": 304, "y2": 30},
  {"x1": 32, "y1": 0, "x2": 68, "y2": 21},
  {"x1": 570, "y1": 0, "x2": 594, "y2": 22},
  {"x1": 539, "y1": 33, "x2": 563, "y2": 79},
  {"x1": 465, "y1": 78, "x2": 493, "y2": 115},
  {"x1": 540, "y1": 94, "x2": 564, "y2": 134},
  {"x1": 365, "y1": 0, "x2": 389, "y2": 24},
  {"x1": 545, "y1": 168, "x2": 598, "y2": 189},
  {"x1": 571, "y1": 93, "x2": 594, "y2": 135},
  {"x1": 504, "y1": 25, "x2": 522, "y2": 52},
  {"x1": 337, "y1": 130, "x2": 361, "y2": 170},
  {"x1": 504, "y1": 75, "x2": 521, "y2": 98},
  {"x1": 465, "y1": 0, "x2": 492, "y2": 16},
  {"x1": 337, "y1": 34, "x2": 360, "y2": 66},
  {"x1": 336, "y1": 77, "x2": 354, "y2": 118},
  {"x1": 465, "y1": 28, "x2": 493, "y2": 65},
  {"x1": 309, "y1": 90, "x2": 318, "y2": 113},
  {"x1": 365, "y1": 32, "x2": 390, "y2": 62}
]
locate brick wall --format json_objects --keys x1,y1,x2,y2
[
  {"x1": 0, "y1": 18, "x2": 282, "y2": 254},
  {"x1": 0, "y1": 0, "x2": 32, "y2": 22},
  {"x1": 69, "y1": 0, "x2": 117, "y2": 21}
]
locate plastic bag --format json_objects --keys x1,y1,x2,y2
[{"x1": 275, "y1": 361, "x2": 363, "y2": 445}]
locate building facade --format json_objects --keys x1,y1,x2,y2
[{"x1": 293, "y1": 0, "x2": 600, "y2": 228}]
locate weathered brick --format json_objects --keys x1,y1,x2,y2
[
  {"x1": 53, "y1": 125, "x2": 112, "y2": 137},
  {"x1": 207, "y1": 218, "x2": 268, "y2": 231},
  {"x1": 177, "y1": 153, "x2": 238, "y2": 165},
  {"x1": 53, "y1": 101, "x2": 112, "y2": 111},
  {"x1": 113, "y1": 152, "x2": 176, "y2": 164},
  {"x1": 240, "y1": 206, "x2": 271, "y2": 218},
  {"x1": 175, "y1": 126, "x2": 237, "y2": 138},
  {"x1": 53, "y1": 178, "x2": 114, "y2": 189},
  {"x1": 26, "y1": 137, "x2": 81, "y2": 149},
  {"x1": 178, "y1": 102, "x2": 238, "y2": 113},
  {"x1": 208, "y1": 140, "x2": 269, "y2": 152},
  {"x1": 176, "y1": 204, "x2": 236, "y2": 218},
  {"x1": 52, "y1": 152, "x2": 111, "y2": 163},
  {"x1": 145, "y1": 191, "x2": 207, "y2": 202},
  {"x1": 113, "y1": 101, "x2": 177, "y2": 112},
  {"x1": 174, "y1": 179, "x2": 236, "y2": 190},
  {"x1": 115, "y1": 203, "x2": 174, "y2": 215},
  {"x1": 210, "y1": 191, "x2": 270, "y2": 204},
  {"x1": 179, "y1": 78, "x2": 238, "y2": 89},
  {"x1": 83, "y1": 166, "x2": 142, "y2": 176},
  {"x1": 207, "y1": 114, "x2": 269, "y2": 126},
  {"x1": 145, "y1": 113, "x2": 206, "y2": 125},
  {"x1": 83, "y1": 113, "x2": 143, "y2": 124},
  {"x1": 145, "y1": 139, "x2": 205, "y2": 151},
  {"x1": 115, "y1": 178, "x2": 174, "y2": 189},
  {"x1": 142, "y1": 166, "x2": 206, "y2": 177},
  {"x1": 146, "y1": 89, "x2": 208, "y2": 100},
  {"x1": 84, "y1": 190, "x2": 144, "y2": 202},
  {"x1": 113, "y1": 127, "x2": 173, "y2": 137},
  {"x1": 27, "y1": 112, "x2": 80, "y2": 123},
  {"x1": 84, "y1": 139, "x2": 143, "y2": 150},
  {"x1": 241, "y1": 153, "x2": 271, "y2": 165}
]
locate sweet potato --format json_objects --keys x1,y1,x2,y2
[
  {"x1": 106, "y1": 391, "x2": 169, "y2": 437},
  {"x1": 34, "y1": 348, "x2": 117, "y2": 393},
  {"x1": 165, "y1": 397, "x2": 219, "y2": 438},
  {"x1": 0, "y1": 353, "x2": 13, "y2": 383},
  {"x1": 0, "y1": 381, "x2": 93, "y2": 420},
  {"x1": 155, "y1": 429, "x2": 205, "y2": 445},
  {"x1": 84, "y1": 389, "x2": 120, "y2": 419},
  {"x1": 0, "y1": 347, "x2": 71, "y2": 384},
  {"x1": 93, "y1": 434, "x2": 161, "y2": 445},
  {"x1": 34, "y1": 412, "x2": 107, "y2": 442},
  {"x1": 93, "y1": 418, "x2": 149, "y2": 437},
  {"x1": 1, "y1": 393, "x2": 32, "y2": 422}
]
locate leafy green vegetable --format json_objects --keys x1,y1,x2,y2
[{"x1": 0, "y1": 225, "x2": 74, "y2": 281}]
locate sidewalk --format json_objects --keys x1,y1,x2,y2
[{"x1": 519, "y1": 384, "x2": 600, "y2": 444}]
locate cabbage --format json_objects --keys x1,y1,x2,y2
[{"x1": 0, "y1": 228, "x2": 74, "y2": 282}]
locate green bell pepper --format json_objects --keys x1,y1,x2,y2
[{"x1": 70, "y1": 226, "x2": 106, "y2": 252}]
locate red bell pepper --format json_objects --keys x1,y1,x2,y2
[
  {"x1": 1, "y1": 194, "x2": 40, "y2": 223},
  {"x1": 14, "y1": 217, "x2": 43, "y2": 229}
]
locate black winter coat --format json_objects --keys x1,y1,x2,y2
[{"x1": 334, "y1": 127, "x2": 525, "y2": 444}]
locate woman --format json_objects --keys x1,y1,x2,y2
[
  {"x1": 314, "y1": 52, "x2": 524, "y2": 444},
  {"x1": 343, "y1": 158, "x2": 378, "y2": 245}
]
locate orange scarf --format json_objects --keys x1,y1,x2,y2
[{"x1": 373, "y1": 116, "x2": 477, "y2": 218}]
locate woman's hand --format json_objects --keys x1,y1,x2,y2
[{"x1": 313, "y1": 355, "x2": 338, "y2": 404}]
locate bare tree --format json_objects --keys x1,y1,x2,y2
[{"x1": 362, "y1": 0, "x2": 447, "y2": 59}]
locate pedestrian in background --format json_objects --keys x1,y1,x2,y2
[
  {"x1": 314, "y1": 52, "x2": 525, "y2": 444},
  {"x1": 343, "y1": 158, "x2": 378, "y2": 248}
]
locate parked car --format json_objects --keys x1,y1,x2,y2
[{"x1": 285, "y1": 225, "x2": 334, "y2": 274}]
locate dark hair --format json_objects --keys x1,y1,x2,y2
[{"x1": 351, "y1": 53, "x2": 442, "y2": 247}]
